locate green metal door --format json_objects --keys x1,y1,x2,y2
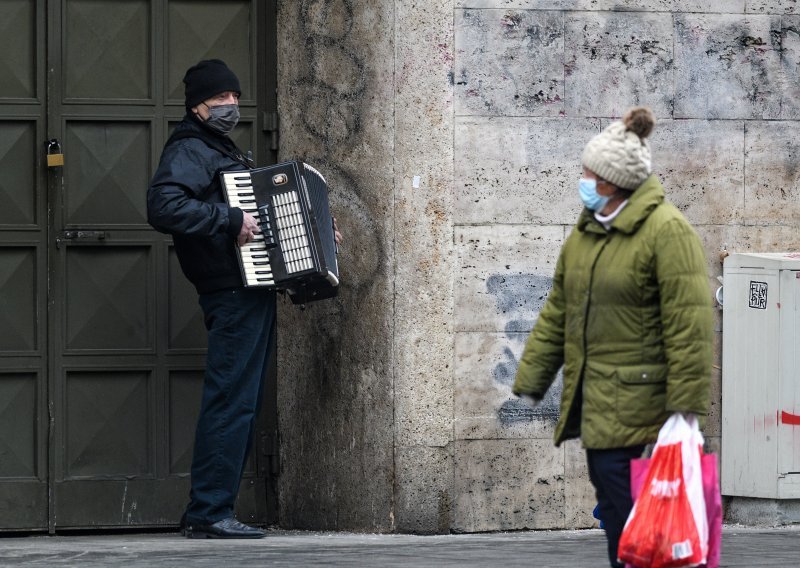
[
  {"x1": 0, "y1": 0, "x2": 49, "y2": 532},
  {"x1": 0, "y1": 0, "x2": 277, "y2": 532}
]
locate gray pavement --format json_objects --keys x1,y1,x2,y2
[{"x1": 0, "y1": 526, "x2": 798, "y2": 567}]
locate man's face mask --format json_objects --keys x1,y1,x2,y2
[{"x1": 204, "y1": 103, "x2": 240, "y2": 135}]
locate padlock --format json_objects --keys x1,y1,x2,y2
[{"x1": 47, "y1": 139, "x2": 64, "y2": 168}]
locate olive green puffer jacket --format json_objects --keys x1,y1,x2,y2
[{"x1": 512, "y1": 175, "x2": 713, "y2": 449}]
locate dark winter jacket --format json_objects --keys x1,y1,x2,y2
[
  {"x1": 512, "y1": 176, "x2": 713, "y2": 449},
  {"x1": 147, "y1": 114, "x2": 251, "y2": 294}
]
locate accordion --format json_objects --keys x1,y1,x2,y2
[{"x1": 221, "y1": 161, "x2": 339, "y2": 304}]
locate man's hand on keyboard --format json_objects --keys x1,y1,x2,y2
[
  {"x1": 238, "y1": 212, "x2": 261, "y2": 247},
  {"x1": 333, "y1": 216, "x2": 343, "y2": 246}
]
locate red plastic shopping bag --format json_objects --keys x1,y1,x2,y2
[
  {"x1": 628, "y1": 453, "x2": 722, "y2": 568},
  {"x1": 618, "y1": 414, "x2": 708, "y2": 568}
]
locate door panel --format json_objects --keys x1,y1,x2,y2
[
  {"x1": 167, "y1": 249, "x2": 207, "y2": 351},
  {"x1": 0, "y1": 2, "x2": 38, "y2": 100},
  {"x1": 0, "y1": 123, "x2": 38, "y2": 226},
  {"x1": 167, "y1": 1, "x2": 253, "y2": 103},
  {"x1": 63, "y1": 246, "x2": 152, "y2": 351},
  {"x1": 51, "y1": 0, "x2": 270, "y2": 529},
  {"x1": 64, "y1": 0, "x2": 151, "y2": 101},
  {"x1": 63, "y1": 369, "x2": 153, "y2": 479},
  {"x1": 0, "y1": 0, "x2": 48, "y2": 532},
  {"x1": 168, "y1": 369, "x2": 204, "y2": 474},
  {"x1": 0, "y1": 248, "x2": 37, "y2": 351},
  {"x1": 0, "y1": 373, "x2": 38, "y2": 477},
  {"x1": 63, "y1": 121, "x2": 151, "y2": 225},
  {"x1": 0, "y1": 0, "x2": 277, "y2": 532}
]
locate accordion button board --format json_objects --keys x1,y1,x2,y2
[{"x1": 221, "y1": 160, "x2": 340, "y2": 304}]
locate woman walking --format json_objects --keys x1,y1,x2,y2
[{"x1": 512, "y1": 107, "x2": 713, "y2": 568}]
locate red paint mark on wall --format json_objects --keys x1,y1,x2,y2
[{"x1": 781, "y1": 411, "x2": 800, "y2": 426}]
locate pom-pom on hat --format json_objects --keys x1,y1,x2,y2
[
  {"x1": 183, "y1": 59, "x2": 241, "y2": 109},
  {"x1": 581, "y1": 107, "x2": 656, "y2": 190}
]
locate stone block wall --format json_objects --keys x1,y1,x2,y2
[
  {"x1": 276, "y1": 0, "x2": 800, "y2": 533},
  {"x1": 275, "y1": 0, "x2": 396, "y2": 531}
]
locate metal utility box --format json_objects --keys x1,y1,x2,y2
[{"x1": 721, "y1": 253, "x2": 800, "y2": 499}]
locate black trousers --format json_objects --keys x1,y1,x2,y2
[
  {"x1": 586, "y1": 445, "x2": 645, "y2": 568},
  {"x1": 185, "y1": 288, "x2": 277, "y2": 525}
]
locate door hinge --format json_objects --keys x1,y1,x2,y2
[
  {"x1": 260, "y1": 431, "x2": 280, "y2": 476},
  {"x1": 262, "y1": 111, "x2": 279, "y2": 152}
]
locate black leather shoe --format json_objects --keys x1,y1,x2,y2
[{"x1": 185, "y1": 517, "x2": 266, "y2": 539}]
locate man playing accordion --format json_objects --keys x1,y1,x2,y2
[{"x1": 147, "y1": 59, "x2": 341, "y2": 539}]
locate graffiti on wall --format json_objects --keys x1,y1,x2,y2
[
  {"x1": 289, "y1": 0, "x2": 383, "y2": 306},
  {"x1": 296, "y1": 0, "x2": 365, "y2": 149},
  {"x1": 673, "y1": 15, "x2": 799, "y2": 119},
  {"x1": 485, "y1": 274, "x2": 563, "y2": 425}
]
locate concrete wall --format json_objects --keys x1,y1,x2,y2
[
  {"x1": 276, "y1": 0, "x2": 800, "y2": 532},
  {"x1": 275, "y1": 0, "x2": 395, "y2": 531}
]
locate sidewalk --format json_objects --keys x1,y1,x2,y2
[{"x1": 1, "y1": 526, "x2": 798, "y2": 567}]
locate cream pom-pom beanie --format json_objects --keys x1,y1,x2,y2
[{"x1": 581, "y1": 107, "x2": 656, "y2": 190}]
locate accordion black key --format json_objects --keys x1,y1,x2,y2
[{"x1": 221, "y1": 161, "x2": 340, "y2": 304}]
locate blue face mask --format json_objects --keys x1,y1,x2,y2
[{"x1": 579, "y1": 178, "x2": 610, "y2": 211}]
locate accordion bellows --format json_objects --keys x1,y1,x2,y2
[{"x1": 221, "y1": 161, "x2": 339, "y2": 304}]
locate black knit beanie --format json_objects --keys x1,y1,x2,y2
[{"x1": 183, "y1": 59, "x2": 241, "y2": 109}]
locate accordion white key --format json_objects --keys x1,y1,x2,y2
[{"x1": 221, "y1": 161, "x2": 340, "y2": 304}]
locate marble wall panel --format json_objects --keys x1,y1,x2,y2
[
  {"x1": 454, "y1": 224, "x2": 565, "y2": 444},
  {"x1": 395, "y1": 445, "x2": 454, "y2": 534},
  {"x1": 454, "y1": 9, "x2": 564, "y2": 116},
  {"x1": 393, "y1": 0, "x2": 456, "y2": 451},
  {"x1": 650, "y1": 119, "x2": 745, "y2": 226},
  {"x1": 455, "y1": 1, "x2": 676, "y2": 10},
  {"x1": 706, "y1": 366, "x2": 722, "y2": 438},
  {"x1": 781, "y1": 17, "x2": 800, "y2": 117},
  {"x1": 716, "y1": 225, "x2": 800, "y2": 252},
  {"x1": 455, "y1": 117, "x2": 599, "y2": 225},
  {"x1": 674, "y1": 14, "x2": 785, "y2": 119},
  {"x1": 454, "y1": 224, "x2": 564, "y2": 333},
  {"x1": 276, "y1": 0, "x2": 395, "y2": 532},
  {"x1": 454, "y1": 1, "x2": 750, "y2": 10},
  {"x1": 564, "y1": 11, "x2": 674, "y2": 118},
  {"x1": 747, "y1": 1, "x2": 800, "y2": 14},
  {"x1": 564, "y1": 439, "x2": 598, "y2": 529},
  {"x1": 392, "y1": 0, "x2": 457, "y2": 532},
  {"x1": 677, "y1": 0, "x2": 747, "y2": 11},
  {"x1": 697, "y1": 224, "x2": 800, "y2": 287},
  {"x1": 455, "y1": 331, "x2": 562, "y2": 441},
  {"x1": 453, "y1": 439, "x2": 565, "y2": 531},
  {"x1": 278, "y1": 0, "x2": 800, "y2": 534},
  {"x1": 744, "y1": 121, "x2": 800, "y2": 224}
]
